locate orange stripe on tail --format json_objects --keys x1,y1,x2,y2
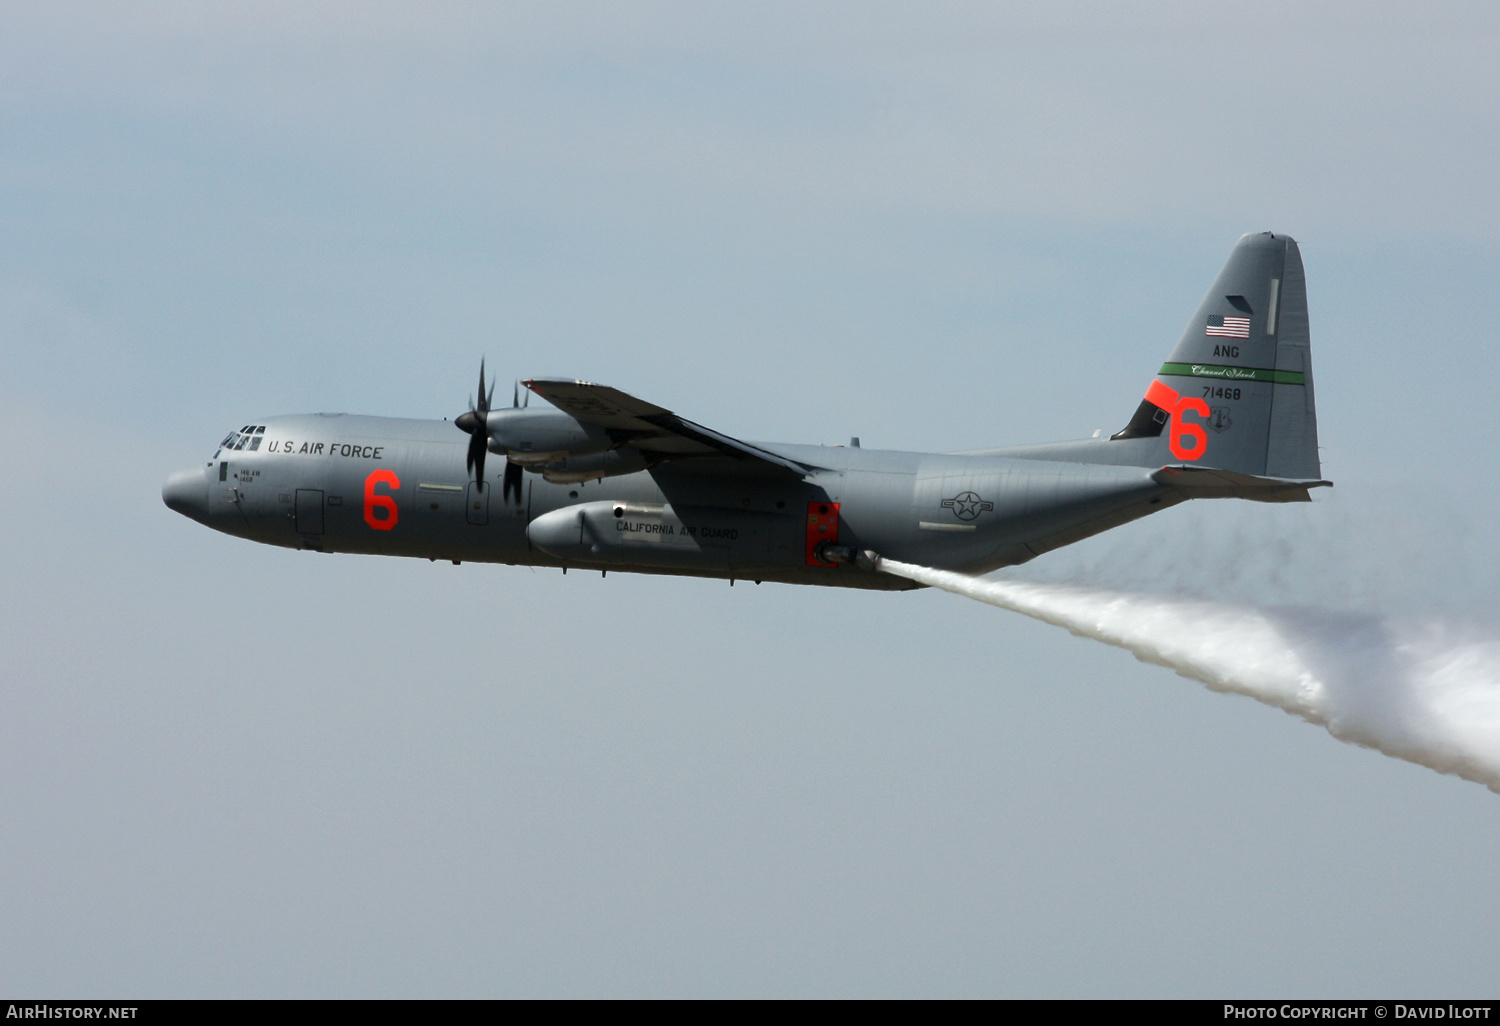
[{"x1": 1144, "y1": 379, "x2": 1180, "y2": 410}]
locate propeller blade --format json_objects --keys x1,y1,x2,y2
[
  {"x1": 503, "y1": 461, "x2": 522, "y2": 506},
  {"x1": 460, "y1": 358, "x2": 492, "y2": 489},
  {"x1": 466, "y1": 431, "x2": 487, "y2": 491}
]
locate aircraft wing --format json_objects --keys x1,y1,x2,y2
[{"x1": 523, "y1": 378, "x2": 826, "y2": 475}]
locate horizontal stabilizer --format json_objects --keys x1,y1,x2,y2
[{"x1": 1152, "y1": 464, "x2": 1332, "y2": 503}]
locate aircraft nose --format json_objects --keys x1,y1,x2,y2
[{"x1": 162, "y1": 467, "x2": 210, "y2": 523}]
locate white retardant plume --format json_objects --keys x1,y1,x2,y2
[{"x1": 878, "y1": 559, "x2": 1500, "y2": 794}]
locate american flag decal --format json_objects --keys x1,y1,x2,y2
[{"x1": 1206, "y1": 314, "x2": 1251, "y2": 338}]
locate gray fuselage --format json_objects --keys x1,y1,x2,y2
[{"x1": 162, "y1": 413, "x2": 1180, "y2": 591}]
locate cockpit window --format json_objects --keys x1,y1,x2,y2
[{"x1": 218, "y1": 425, "x2": 265, "y2": 456}]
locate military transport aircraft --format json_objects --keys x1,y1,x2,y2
[{"x1": 163, "y1": 232, "x2": 1328, "y2": 590}]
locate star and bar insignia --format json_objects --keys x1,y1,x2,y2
[{"x1": 941, "y1": 491, "x2": 995, "y2": 521}]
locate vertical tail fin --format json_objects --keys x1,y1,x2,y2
[{"x1": 1112, "y1": 232, "x2": 1322, "y2": 480}]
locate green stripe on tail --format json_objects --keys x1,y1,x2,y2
[{"x1": 1158, "y1": 362, "x2": 1306, "y2": 385}]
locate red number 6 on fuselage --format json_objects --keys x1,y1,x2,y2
[{"x1": 364, "y1": 469, "x2": 401, "y2": 530}]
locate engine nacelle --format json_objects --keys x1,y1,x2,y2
[
  {"x1": 539, "y1": 448, "x2": 654, "y2": 484},
  {"x1": 483, "y1": 408, "x2": 614, "y2": 465}
]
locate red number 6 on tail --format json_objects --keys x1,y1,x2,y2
[{"x1": 1169, "y1": 397, "x2": 1209, "y2": 461}]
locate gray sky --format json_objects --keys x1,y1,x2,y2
[{"x1": 3, "y1": 2, "x2": 1500, "y2": 997}]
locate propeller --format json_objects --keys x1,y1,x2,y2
[
  {"x1": 455, "y1": 361, "x2": 527, "y2": 507},
  {"x1": 503, "y1": 378, "x2": 525, "y2": 504},
  {"x1": 455, "y1": 359, "x2": 496, "y2": 491}
]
